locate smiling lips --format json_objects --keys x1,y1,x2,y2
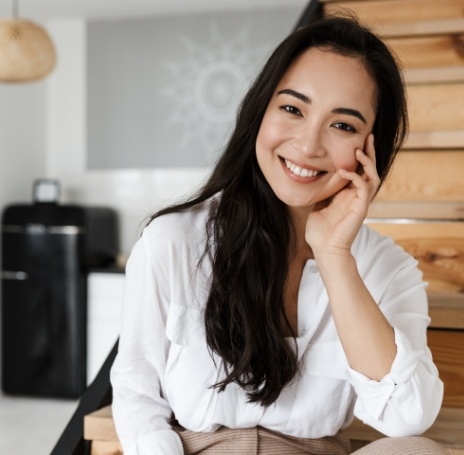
[{"x1": 283, "y1": 158, "x2": 323, "y2": 178}]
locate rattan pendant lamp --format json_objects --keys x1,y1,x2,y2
[{"x1": 0, "y1": 0, "x2": 56, "y2": 82}]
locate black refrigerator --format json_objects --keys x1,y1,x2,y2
[{"x1": 1, "y1": 202, "x2": 118, "y2": 398}]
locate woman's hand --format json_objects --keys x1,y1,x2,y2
[
  {"x1": 305, "y1": 134, "x2": 380, "y2": 258},
  {"x1": 306, "y1": 135, "x2": 396, "y2": 381}
]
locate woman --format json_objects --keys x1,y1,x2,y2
[{"x1": 111, "y1": 16, "x2": 445, "y2": 455}]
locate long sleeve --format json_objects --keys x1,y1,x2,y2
[
  {"x1": 110, "y1": 230, "x2": 184, "y2": 455},
  {"x1": 347, "y1": 227, "x2": 443, "y2": 437}
]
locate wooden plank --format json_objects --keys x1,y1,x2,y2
[
  {"x1": 366, "y1": 222, "x2": 464, "y2": 293},
  {"x1": 344, "y1": 407, "x2": 464, "y2": 449},
  {"x1": 428, "y1": 330, "x2": 464, "y2": 408},
  {"x1": 323, "y1": 3, "x2": 464, "y2": 68},
  {"x1": 394, "y1": 35, "x2": 464, "y2": 73},
  {"x1": 381, "y1": 18, "x2": 464, "y2": 38},
  {"x1": 407, "y1": 83, "x2": 464, "y2": 132},
  {"x1": 376, "y1": 151, "x2": 464, "y2": 201},
  {"x1": 404, "y1": 130, "x2": 464, "y2": 149},
  {"x1": 84, "y1": 406, "x2": 118, "y2": 442},
  {"x1": 386, "y1": 36, "x2": 464, "y2": 69},
  {"x1": 428, "y1": 293, "x2": 464, "y2": 330},
  {"x1": 89, "y1": 404, "x2": 464, "y2": 451},
  {"x1": 85, "y1": 409, "x2": 116, "y2": 442},
  {"x1": 432, "y1": 407, "x2": 464, "y2": 449},
  {"x1": 404, "y1": 67, "x2": 464, "y2": 85},
  {"x1": 368, "y1": 201, "x2": 464, "y2": 220},
  {"x1": 366, "y1": 222, "x2": 464, "y2": 240},
  {"x1": 323, "y1": 0, "x2": 464, "y2": 24},
  {"x1": 90, "y1": 441, "x2": 123, "y2": 455}
]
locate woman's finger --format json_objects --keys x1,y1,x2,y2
[
  {"x1": 356, "y1": 149, "x2": 379, "y2": 183},
  {"x1": 364, "y1": 133, "x2": 376, "y2": 165},
  {"x1": 338, "y1": 166, "x2": 377, "y2": 203}
]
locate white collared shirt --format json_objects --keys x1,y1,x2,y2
[{"x1": 111, "y1": 200, "x2": 443, "y2": 455}]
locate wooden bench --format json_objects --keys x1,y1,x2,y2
[{"x1": 83, "y1": 405, "x2": 464, "y2": 455}]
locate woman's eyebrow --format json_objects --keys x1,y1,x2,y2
[
  {"x1": 277, "y1": 88, "x2": 367, "y2": 124},
  {"x1": 277, "y1": 88, "x2": 309, "y2": 103},
  {"x1": 332, "y1": 107, "x2": 367, "y2": 124}
]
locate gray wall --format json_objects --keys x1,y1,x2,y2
[{"x1": 87, "y1": 7, "x2": 300, "y2": 169}]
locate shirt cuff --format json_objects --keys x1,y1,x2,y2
[{"x1": 347, "y1": 327, "x2": 420, "y2": 422}]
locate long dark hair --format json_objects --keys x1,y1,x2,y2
[{"x1": 152, "y1": 16, "x2": 408, "y2": 406}]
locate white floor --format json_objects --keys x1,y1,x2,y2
[{"x1": 0, "y1": 393, "x2": 78, "y2": 455}]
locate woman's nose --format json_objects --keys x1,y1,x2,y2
[{"x1": 292, "y1": 125, "x2": 326, "y2": 157}]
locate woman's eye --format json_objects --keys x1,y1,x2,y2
[
  {"x1": 333, "y1": 122, "x2": 356, "y2": 132},
  {"x1": 280, "y1": 105, "x2": 302, "y2": 116}
]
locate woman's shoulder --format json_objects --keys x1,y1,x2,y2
[
  {"x1": 126, "y1": 199, "x2": 212, "y2": 276},
  {"x1": 352, "y1": 224, "x2": 425, "y2": 302},
  {"x1": 143, "y1": 199, "x2": 211, "y2": 243}
]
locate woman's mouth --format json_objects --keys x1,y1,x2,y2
[{"x1": 283, "y1": 158, "x2": 323, "y2": 178}]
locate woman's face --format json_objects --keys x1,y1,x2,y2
[{"x1": 256, "y1": 47, "x2": 377, "y2": 215}]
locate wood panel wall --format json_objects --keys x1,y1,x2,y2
[{"x1": 323, "y1": 0, "x2": 464, "y2": 418}]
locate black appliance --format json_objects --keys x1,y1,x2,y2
[{"x1": 1, "y1": 201, "x2": 118, "y2": 398}]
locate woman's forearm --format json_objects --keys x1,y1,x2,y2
[{"x1": 316, "y1": 252, "x2": 397, "y2": 381}]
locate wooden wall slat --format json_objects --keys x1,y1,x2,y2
[
  {"x1": 404, "y1": 130, "x2": 464, "y2": 149},
  {"x1": 387, "y1": 36, "x2": 464, "y2": 69},
  {"x1": 405, "y1": 67, "x2": 464, "y2": 85},
  {"x1": 381, "y1": 18, "x2": 464, "y2": 38},
  {"x1": 377, "y1": 151, "x2": 464, "y2": 201},
  {"x1": 368, "y1": 201, "x2": 464, "y2": 219},
  {"x1": 428, "y1": 293, "x2": 464, "y2": 330},
  {"x1": 428, "y1": 330, "x2": 464, "y2": 408},
  {"x1": 407, "y1": 83, "x2": 464, "y2": 132},
  {"x1": 323, "y1": 0, "x2": 464, "y2": 24},
  {"x1": 367, "y1": 222, "x2": 464, "y2": 293}
]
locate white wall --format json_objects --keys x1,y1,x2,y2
[
  {"x1": 0, "y1": 83, "x2": 47, "y2": 213},
  {"x1": 46, "y1": 19, "x2": 210, "y2": 258}
]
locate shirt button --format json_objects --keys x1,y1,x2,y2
[{"x1": 309, "y1": 265, "x2": 318, "y2": 273}]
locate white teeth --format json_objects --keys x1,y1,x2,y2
[{"x1": 284, "y1": 159, "x2": 319, "y2": 178}]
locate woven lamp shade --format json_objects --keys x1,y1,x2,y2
[{"x1": 0, "y1": 18, "x2": 56, "y2": 82}]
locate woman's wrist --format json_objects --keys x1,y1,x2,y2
[
  {"x1": 313, "y1": 249, "x2": 358, "y2": 283},
  {"x1": 312, "y1": 247, "x2": 355, "y2": 267}
]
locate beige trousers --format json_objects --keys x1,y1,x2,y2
[{"x1": 175, "y1": 426, "x2": 449, "y2": 455}]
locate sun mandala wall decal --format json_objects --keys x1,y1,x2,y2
[{"x1": 160, "y1": 21, "x2": 269, "y2": 164}]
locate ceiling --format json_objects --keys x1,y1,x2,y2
[{"x1": 0, "y1": 0, "x2": 308, "y2": 21}]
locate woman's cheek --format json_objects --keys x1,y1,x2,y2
[
  {"x1": 334, "y1": 148, "x2": 359, "y2": 172},
  {"x1": 256, "y1": 116, "x2": 283, "y2": 151}
]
